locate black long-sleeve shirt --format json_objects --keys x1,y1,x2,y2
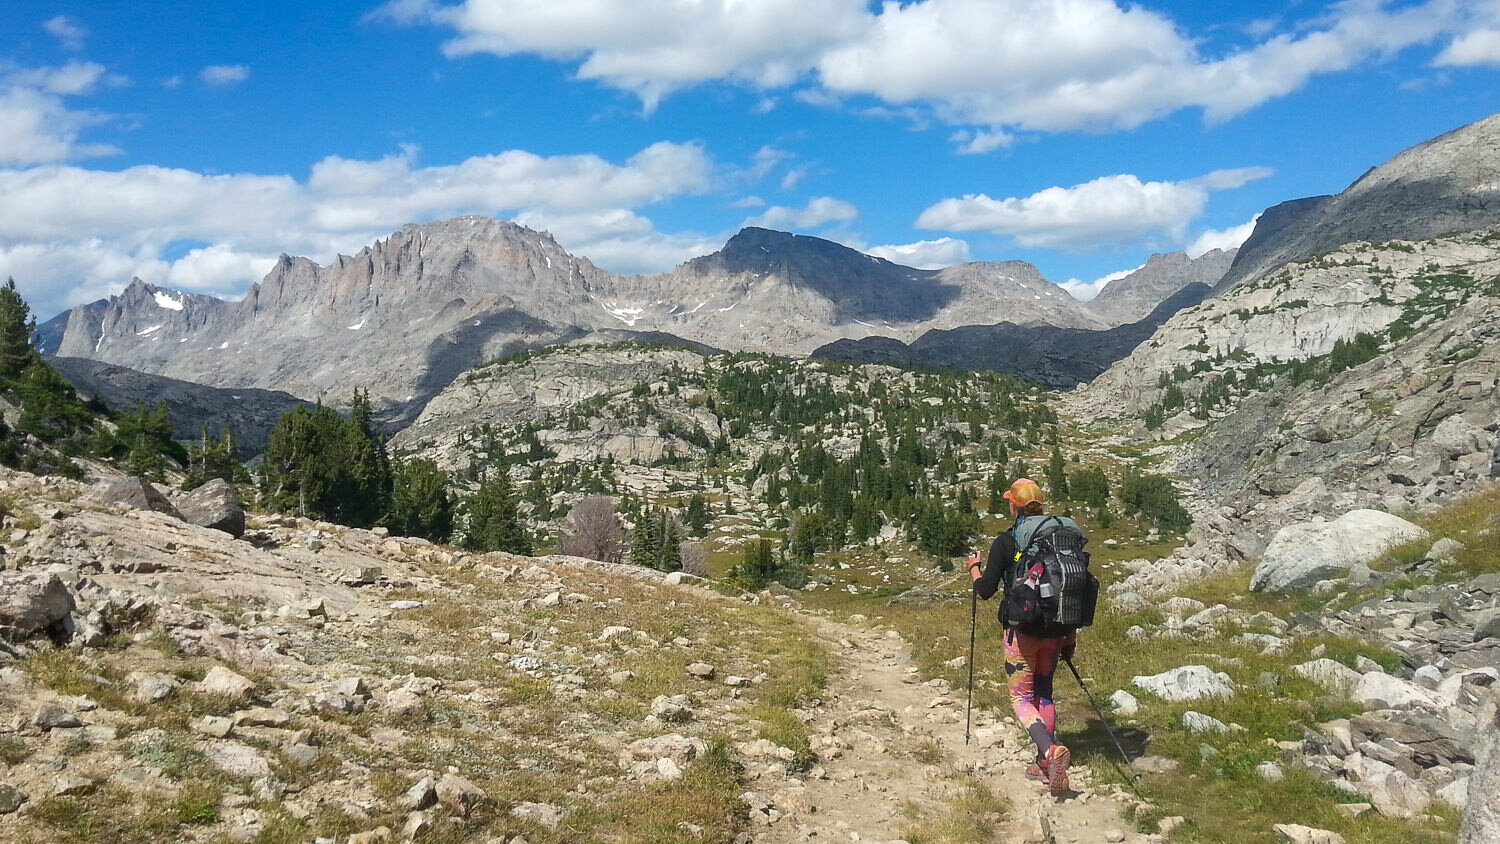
[{"x1": 974, "y1": 526, "x2": 1018, "y2": 601}]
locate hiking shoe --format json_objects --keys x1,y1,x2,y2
[
  {"x1": 1025, "y1": 760, "x2": 1046, "y2": 782},
  {"x1": 1046, "y1": 744, "x2": 1071, "y2": 797}
]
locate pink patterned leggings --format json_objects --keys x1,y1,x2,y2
[{"x1": 1004, "y1": 629, "x2": 1075, "y2": 749}]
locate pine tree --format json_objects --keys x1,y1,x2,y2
[
  {"x1": 460, "y1": 468, "x2": 531, "y2": 554},
  {"x1": 986, "y1": 466, "x2": 1005, "y2": 514},
  {"x1": 1045, "y1": 446, "x2": 1069, "y2": 499},
  {"x1": 0, "y1": 279, "x2": 37, "y2": 382},
  {"x1": 386, "y1": 458, "x2": 454, "y2": 543},
  {"x1": 629, "y1": 508, "x2": 660, "y2": 568},
  {"x1": 684, "y1": 493, "x2": 711, "y2": 537},
  {"x1": 341, "y1": 389, "x2": 392, "y2": 528}
]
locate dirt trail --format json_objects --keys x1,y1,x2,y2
[{"x1": 744, "y1": 613, "x2": 1151, "y2": 843}]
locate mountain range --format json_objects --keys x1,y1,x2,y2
[{"x1": 36, "y1": 109, "x2": 1500, "y2": 441}]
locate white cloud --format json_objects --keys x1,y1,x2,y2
[
  {"x1": 866, "y1": 237, "x2": 971, "y2": 269},
  {"x1": 1435, "y1": 29, "x2": 1500, "y2": 67},
  {"x1": 1058, "y1": 265, "x2": 1140, "y2": 302},
  {"x1": 914, "y1": 167, "x2": 1272, "y2": 250},
  {"x1": 43, "y1": 16, "x2": 88, "y2": 51},
  {"x1": 0, "y1": 63, "x2": 119, "y2": 166},
  {"x1": 950, "y1": 129, "x2": 1013, "y2": 155},
  {"x1": 200, "y1": 65, "x2": 251, "y2": 86},
  {"x1": 375, "y1": 0, "x2": 1483, "y2": 134},
  {"x1": 744, "y1": 196, "x2": 857, "y2": 230},
  {"x1": 1186, "y1": 214, "x2": 1260, "y2": 258},
  {"x1": 730, "y1": 195, "x2": 765, "y2": 209},
  {"x1": 0, "y1": 141, "x2": 718, "y2": 318}
]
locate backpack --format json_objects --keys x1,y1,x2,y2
[{"x1": 1000, "y1": 516, "x2": 1099, "y2": 634}]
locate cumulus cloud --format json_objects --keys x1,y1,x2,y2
[
  {"x1": 866, "y1": 237, "x2": 971, "y2": 269},
  {"x1": 1434, "y1": 28, "x2": 1500, "y2": 66},
  {"x1": 1058, "y1": 265, "x2": 1140, "y2": 302},
  {"x1": 0, "y1": 62, "x2": 119, "y2": 166},
  {"x1": 950, "y1": 129, "x2": 1013, "y2": 155},
  {"x1": 43, "y1": 16, "x2": 88, "y2": 50},
  {"x1": 1186, "y1": 214, "x2": 1260, "y2": 258},
  {"x1": 375, "y1": 0, "x2": 1485, "y2": 134},
  {"x1": 743, "y1": 196, "x2": 858, "y2": 230},
  {"x1": 200, "y1": 65, "x2": 250, "y2": 86},
  {"x1": 914, "y1": 167, "x2": 1272, "y2": 250},
  {"x1": 0, "y1": 141, "x2": 717, "y2": 318}
]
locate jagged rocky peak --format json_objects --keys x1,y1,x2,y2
[
  {"x1": 1086, "y1": 249, "x2": 1237, "y2": 326},
  {"x1": 1221, "y1": 109, "x2": 1500, "y2": 289},
  {"x1": 695, "y1": 226, "x2": 887, "y2": 276}
]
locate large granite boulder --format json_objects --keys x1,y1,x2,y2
[
  {"x1": 177, "y1": 479, "x2": 246, "y2": 538},
  {"x1": 1132, "y1": 665, "x2": 1236, "y2": 701},
  {"x1": 95, "y1": 477, "x2": 182, "y2": 520},
  {"x1": 0, "y1": 573, "x2": 76, "y2": 640},
  {"x1": 1250, "y1": 510, "x2": 1428, "y2": 592}
]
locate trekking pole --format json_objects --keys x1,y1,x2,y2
[
  {"x1": 1063, "y1": 657, "x2": 1141, "y2": 789},
  {"x1": 965, "y1": 585, "x2": 977, "y2": 745}
]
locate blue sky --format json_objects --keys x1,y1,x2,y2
[{"x1": 4, "y1": 0, "x2": 1499, "y2": 320}]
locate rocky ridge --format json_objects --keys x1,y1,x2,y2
[
  {"x1": 1219, "y1": 111, "x2": 1500, "y2": 291},
  {"x1": 1085, "y1": 249, "x2": 1237, "y2": 327},
  {"x1": 44, "y1": 221, "x2": 1190, "y2": 422}
]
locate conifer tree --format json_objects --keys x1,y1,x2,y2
[
  {"x1": 0, "y1": 279, "x2": 37, "y2": 382},
  {"x1": 1045, "y1": 446, "x2": 1070, "y2": 499},
  {"x1": 460, "y1": 468, "x2": 531, "y2": 554},
  {"x1": 386, "y1": 458, "x2": 454, "y2": 543}
]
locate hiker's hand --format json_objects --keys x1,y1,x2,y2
[
  {"x1": 1060, "y1": 642, "x2": 1075, "y2": 662},
  {"x1": 967, "y1": 552, "x2": 982, "y2": 581}
]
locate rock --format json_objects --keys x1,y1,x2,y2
[
  {"x1": 685, "y1": 662, "x2": 716, "y2": 679},
  {"x1": 1134, "y1": 755, "x2": 1180, "y2": 775},
  {"x1": 626, "y1": 734, "x2": 708, "y2": 766},
  {"x1": 401, "y1": 777, "x2": 437, "y2": 811},
  {"x1": 1429, "y1": 537, "x2": 1465, "y2": 561},
  {"x1": 0, "y1": 784, "x2": 29, "y2": 814},
  {"x1": 1353, "y1": 673, "x2": 1447, "y2": 710},
  {"x1": 1132, "y1": 665, "x2": 1236, "y2": 701},
  {"x1": 598, "y1": 626, "x2": 633, "y2": 642},
  {"x1": 233, "y1": 707, "x2": 292, "y2": 728},
  {"x1": 656, "y1": 758, "x2": 683, "y2": 780},
  {"x1": 1109, "y1": 690, "x2": 1139, "y2": 715},
  {"x1": 1439, "y1": 777, "x2": 1470, "y2": 809},
  {"x1": 389, "y1": 600, "x2": 423, "y2": 610},
  {"x1": 1004, "y1": 811, "x2": 1053, "y2": 843},
  {"x1": 649, "y1": 695, "x2": 694, "y2": 722},
  {"x1": 347, "y1": 828, "x2": 391, "y2": 844},
  {"x1": 52, "y1": 775, "x2": 94, "y2": 797},
  {"x1": 129, "y1": 672, "x2": 181, "y2": 704},
  {"x1": 1293, "y1": 659, "x2": 1363, "y2": 696},
  {"x1": 511, "y1": 801, "x2": 564, "y2": 829},
  {"x1": 196, "y1": 666, "x2": 256, "y2": 700},
  {"x1": 1251, "y1": 510, "x2": 1428, "y2": 592},
  {"x1": 193, "y1": 716, "x2": 234, "y2": 738},
  {"x1": 1364, "y1": 766, "x2": 1431, "y2": 817},
  {"x1": 1272, "y1": 824, "x2": 1346, "y2": 844},
  {"x1": 1256, "y1": 762, "x2": 1285, "y2": 781},
  {"x1": 0, "y1": 572, "x2": 76, "y2": 639},
  {"x1": 96, "y1": 477, "x2": 182, "y2": 519},
  {"x1": 32, "y1": 703, "x2": 82, "y2": 729},
  {"x1": 1474, "y1": 608, "x2": 1500, "y2": 643},
  {"x1": 1183, "y1": 711, "x2": 1232, "y2": 734},
  {"x1": 1161, "y1": 596, "x2": 1206, "y2": 616},
  {"x1": 1158, "y1": 816, "x2": 1186, "y2": 835},
  {"x1": 177, "y1": 479, "x2": 246, "y2": 538},
  {"x1": 1334, "y1": 803, "x2": 1373, "y2": 818},
  {"x1": 283, "y1": 744, "x2": 319, "y2": 765},
  {"x1": 1460, "y1": 712, "x2": 1500, "y2": 843},
  {"x1": 435, "y1": 774, "x2": 488, "y2": 816},
  {"x1": 400, "y1": 811, "x2": 432, "y2": 840},
  {"x1": 1431, "y1": 415, "x2": 1486, "y2": 459},
  {"x1": 204, "y1": 741, "x2": 272, "y2": 777},
  {"x1": 333, "y1": 677, "x2": 369, "y2": 698}
]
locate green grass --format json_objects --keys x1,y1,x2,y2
[{"x1": 901, "y1": 776, "x2": 1009, "y2": 844}]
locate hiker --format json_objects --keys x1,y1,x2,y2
[{"x1": 969, "y1": 477, "x2": 1091, "y2": 797}]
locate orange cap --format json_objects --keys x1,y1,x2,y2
[{"x1": 1002, "y1": 478, "x2": 1044, "y2": 507}]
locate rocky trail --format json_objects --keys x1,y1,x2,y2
[{"x1": 743, "y1": 613, "x2": 1148, "y2": 843}]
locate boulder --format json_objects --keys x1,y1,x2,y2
[
  {"x1": 95, "y1": 477, "x2": 182, "y2": 519},
  {"x1": 1431, "y1": 415, "x2": 1486, "y2": 459},
  {"x1": 1353, "y1": 673, "x2": 1447, "y2": 711},
  {"x1": 196, "y1": 666, "x2": 256, "y2": 700},
  {"x1": 177, "y1": 479, "x2": 246, "y2": 538},
  {"x1": 1183, "y1": 711, "x2": 1233, "y2": 734},
  {"x1": 1474, "y1": 608, "x2": 1500, "y2": 643},
  {"x1": 1132, "y1": 665, "x2": 1236, "y2": 702},
  {"x1": 1250, "y1": 510, "x2": 1428, "y2": 592},
  {"x1": 1460, "y1": 713, "x2": 1500, "y2": 843},
  {"x1": 0, "y1": 573, "x2": 76, "y2": 640},
  {"x1": 1109, "y1": 690, "x2": 1139, "y2": 715},
  {"x1": 0, "y1": 783, "x2": 26, "y2": 814},
  {"x1": 1293, "y1": 659, "x2": 1363, "y2": 696},
  {"x1": 435, "y1": 773, "x2": 487, "y2": 816},
  {"x1": 204, "y1": 741, "x2": 272, "y2": 777}
]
